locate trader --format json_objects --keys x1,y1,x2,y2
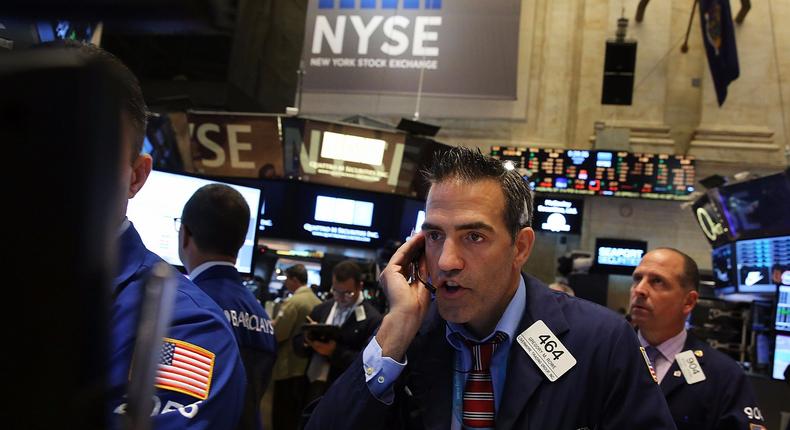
[
  {"x1": 179, "y1": 184, "x2": 277, "y2": 430},
  {"x1": 295, "y1": 260, "x2": 382, "y2": 403},
  {"x1": 630, "y1": 248, "x2": 766, "y2": 430},
  {"x1": 51, "y1": 40, "x2": 248, "y2": 428},
  {"x1": 305, "y1": 147, "x2": 676, "y2": 429}
]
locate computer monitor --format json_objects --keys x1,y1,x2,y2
[
  {"x1": 715, "y1": 172, "x2": 790, "y2": 241},
  {"x1": 267, "y1": 257, "x2": 322, "y2": 298},
  {"x1": 776, "y1": 283, "x2": 790, "y2": 332},
  {"x1": 711, "y1": 243, "x2": 737, "y2": 294},
  {"x1": 735, "y1": 235, "x2": 790, "y2": 294},
  {"x1": 533, "y1": 196, "x2": 584, "y2": 235},
  {"x1": 772, "y1": 333, "x2": 790, "y2": 380},
  {"x1": 398, "y1": 198, "x2": 426, "y2": 242},
  {"x1": 126, "y1": 170, "x2": 262, "y2": 274},
  {"x1": 593, "y1": 238, "x2": 647, "y2": 275},
  {"x1": 285, "y1": 182, "x2": 401, "y2": 249}
]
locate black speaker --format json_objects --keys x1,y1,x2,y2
[{"x1": 601, "y1": 40, "x2": 637, "y2": 105}]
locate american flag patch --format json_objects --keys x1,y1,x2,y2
[{"x1": 155, "y1": 338, "x2": 215, "y2": 400}]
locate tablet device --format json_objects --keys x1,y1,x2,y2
[{"x1": 303, "y1": 323, "x2": 340, "y2": 343}]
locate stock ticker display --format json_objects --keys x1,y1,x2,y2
[{"x1": 491, "y1": 147, "x2": 696, "y2": 200}]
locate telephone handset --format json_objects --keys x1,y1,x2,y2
[{"x1": 410, "y1": 247, "x2": 436, "y2": 294}]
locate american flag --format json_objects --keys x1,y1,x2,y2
[{"x1": 155, "y1": 338, "x2": 215, "y2": 400}]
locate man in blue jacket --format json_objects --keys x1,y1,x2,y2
[
  {"x1": 630, "y1": 248, "x2": 766, "y2": 430},
  {"x1": 56, "y1": 41, "x2": 248, "y2": 429},
  {"x1": 306, "y1": 147, "x2": 676, "y2": 429},
  {"x1": 179, "y1": 184, "x2": 278, "y2": 430}
]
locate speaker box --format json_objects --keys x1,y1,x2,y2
[{"x1": 601, "y1": 40, "x2": 637, "y2": 105}]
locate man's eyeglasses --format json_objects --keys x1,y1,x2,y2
[
  {"x1": 173, "y1": 217, "x2": 182, "y2": 232},
  {"x1": 330, "y1": 288, "x2": 356, "y2": 299}
]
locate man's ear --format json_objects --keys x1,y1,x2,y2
[
  {"x1": 128, "y1": 153, "x2": 153, "y2": 199},
  {"x1": 514, "y1": 227, "x2": 535, "y2": 269},
  {"x1": 683, "y1": 289, "x2": 699, "y2": 316},
  {"x1": 179, "y1": 224, "x2": 191, "y2": 249}
]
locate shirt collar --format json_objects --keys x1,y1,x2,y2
[
  {"x1": 189, "y1": 261, "x2": 236, "y2": 280},
  {"x1": 638, "y1": 328, "x2": 687, "y2": 362},
  {"x1": 118, "y1": 218, "x2": 131, "y2": 237},
  {"x1": 445, "y1": 275, "x2": 526, "y2": 347},
  {"x1": 329, "y1": 292, "x2": 365, "y2": 321}
]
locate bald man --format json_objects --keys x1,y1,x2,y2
[{"x1": 630, "y1": 248, "x2": 766, "y2": 430}]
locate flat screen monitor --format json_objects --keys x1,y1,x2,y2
[
  {"x1": 36, "y1": 21, "x2": 98, "y2": 44},
  {"x1": 267, "y1": 257, "x2": 322, "y2": 297},
  {"x1": 776, "y1": 284, "x2": 790, "y2": 332},
  {"x1": 533, "y1": 196, "x2": 584, "y2": 235},
  {"x1": 126, "y1": 170, "x2": 262, "y2": 274},
  {"x1": 257, "y1": 179, "x2": 291, "y2": 237},
  {"x1": 593, "y1": 238, "x2": 647, "y2": 275},
  {"x1": 715, "y1": 172, "x2": 790, "y2": 241},
  {"x1": 297, "y1": 119, "x2": 410, "y2": 195},
  {"x1": 398, "y1": 198, "x2": 426, "y2": 242},
  {"x1": 772, "y1": 333, "x2": 790, "y2": 380},
  {"x1": 711, "y1": 243, "x2": 737, "y2": 294},
  {"x1": 735, "y1": 235, "x2": 790, "y2": 294},
  {"x1": 284, "y1": 182, "x2": 401, "y2": 249},
  {"x1": 490, "y1": 146, "x2": 696, "y2": 201}
]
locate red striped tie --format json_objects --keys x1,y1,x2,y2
[{"x1": 462, "y1": 332, "x2": 508, "y2": 428}]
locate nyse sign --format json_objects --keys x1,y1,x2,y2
[
  {"x1": 303, "y1": 0, "x2": 521, "y2": 98},
  {"x1": 187, "y1": 113, "x2": 284, "y2": 178}
]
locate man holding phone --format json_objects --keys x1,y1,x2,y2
[{"x1": 306, "y1": 147, "x2": 675, "y2": 429}]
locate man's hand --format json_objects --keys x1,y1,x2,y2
[
  {"x1": 308, "y1": 339, "x2": 337, "y2": 357},
  {"x1": 375, "y1": 232, "x2": 432, "y2": 361}
]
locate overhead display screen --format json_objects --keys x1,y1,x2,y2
[
  {"x1": 714, "y1": 172, "x2": 790, "y2": 241},
  {"x1": 533, "y1": 196, "x2": 584, "y2": 235},
  {"x1": 297, "y1": 119, "x2": 409, "y2": 194},
  {"x1": 593, "y1": 238, "x2": 648, "y2": 275},
  {"x1": 491, "y1": 146, "x2": 696, "y2": 200},
  {"x1": 257, "y1": 181, "x2": 402, "y2": 249}
]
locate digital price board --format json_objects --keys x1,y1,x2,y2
[{"x1": 491, "y1": 146, "x2": 696, "y2": 201}]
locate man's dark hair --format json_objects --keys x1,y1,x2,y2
[
  {"x1": 36, "y1": 40, "x2": 147, "y2": 161},
  {"x1": 181, "y1": 184, "x2": 250, "y2": 257},
  {"x1": 424, "y1": 146, "x2": 533, "y2": 240},
  {"x1": 285, "y1": 264, "x2": 308, "y2": 285},
  {"x1": 333, "y1": 260, "x2": 362, "y2": 284},
  {"x1": 656, "y1": 247, "x2": 700, "y2": 291}
]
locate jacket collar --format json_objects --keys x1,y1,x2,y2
[
  {"x1": 113, "y1": 223, "x2": 148, "y2": 294},
  {"x1": 496, "y1": 273, "x2": 570, "y2": 429},
  {"x1": 191, "y1": 263, "x2": 242, "y2": 284}
]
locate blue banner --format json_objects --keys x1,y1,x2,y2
[{"x1": 699, "y1": 0, "x2": 740, "y2": 106}]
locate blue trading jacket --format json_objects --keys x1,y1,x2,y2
[
  {"x1": 109, "y1": 223, "x2": 246, "y2": 429},
  {"x1": 306, "y1": 274, "x2": 678, "y2": 430},
  {"x1": 192, "y1": 264, "x2": 277, "y2": 430},
  {"x1": 660, "y1": 333, "x2": 766, "y2": 430}
]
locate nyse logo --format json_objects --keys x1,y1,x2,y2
[
  {"x1": 311, "y1": 0, "x2": 442, "y2": 57},
  {"x1": 319, "y1": 0, "x2": 442, "y2": 9}
]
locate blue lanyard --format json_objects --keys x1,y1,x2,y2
[{"x1": 452, "y1": 350, "x2": 464, "y2": 428}]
